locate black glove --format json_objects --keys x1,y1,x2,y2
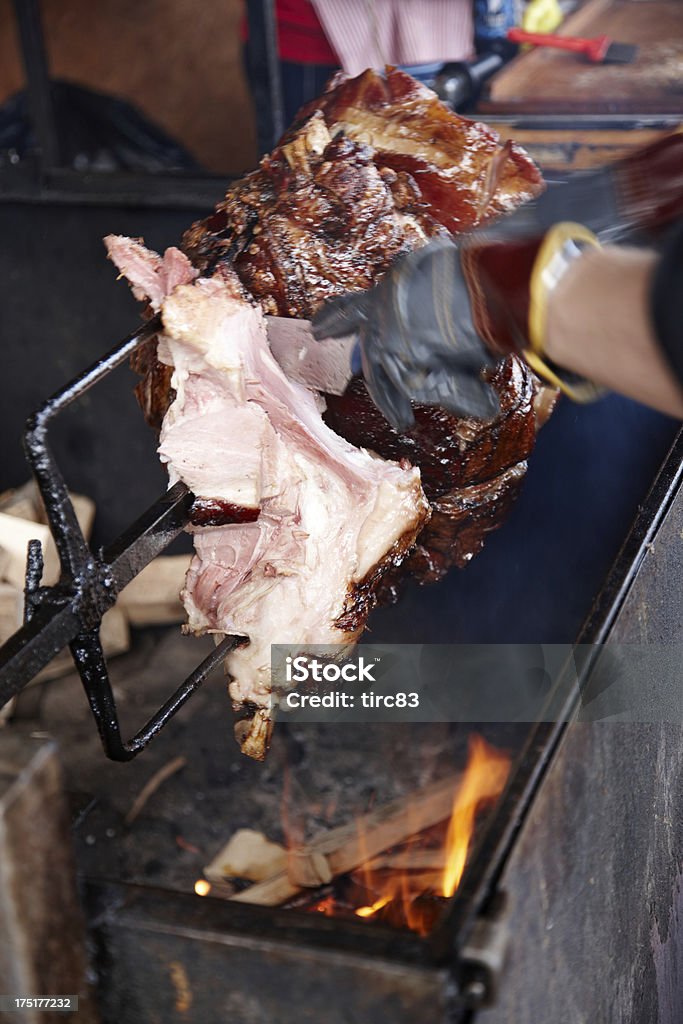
[{"x1": 311, "y1": 240, "x2": 501, "y2": 432}]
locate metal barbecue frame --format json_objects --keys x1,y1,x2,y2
[
  {"x1": 0, "y1": 317, "x2": 245, "y2": 760},
  {"x1": 84, "y1": 423, "x2": 683, "y2": 1024}
]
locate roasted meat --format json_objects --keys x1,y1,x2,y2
[
  {"x1": 108, "y1": 68, "x2": 552, "y2": 758},
  {"x1": 106, "y1": 236, "x2": 428, "y2": 759},
  {"x1": 182, "y1": 68, "x2": 543, "y2": 319},
  {"x1": 323, "y1": 356, "x2": 554, "y2": 590}
]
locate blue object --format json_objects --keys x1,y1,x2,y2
[{"x1": 474, "y1": 0, "x2": 520, "y2": 55}]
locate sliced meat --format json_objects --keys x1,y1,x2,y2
[
  {"x1": 104, "y1": 235, "x2": 198, "y2": 310},
  {"x1": 104, "y1": 235, "x2": 200, "y2": 430},
  {"x1": 152, "y1": 268, "x2": 428, "y2": 758}
]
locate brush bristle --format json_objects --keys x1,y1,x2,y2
[{"x1": 602, "y1": 42, "x2": 639, "y2": 64}]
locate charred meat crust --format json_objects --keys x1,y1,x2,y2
[
  {"x1": 182, "y1": 122, "x2": 439, "y2": 320},
  {"x1": 323, "y1": 357, "x2": 537, "y2": 501},
  {"x1": 402, "y1": 461, "x2": 528, "y2": 583},
  {"x1": 130, "y1": 334, "x2": 175, "y2": 432},
  {"x1": 189, "y1": 498, "x2": 261, "y2": 528},
  {"x1": 324, "y1": 356, "x2": 543, "y2": 588},
  {"x1": 286, "y1": 67, "x2": 544, "y2": 235}
]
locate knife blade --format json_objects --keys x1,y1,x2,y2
[{"x1": 266, "y1": 316, "x2": 357, "y2": 396}]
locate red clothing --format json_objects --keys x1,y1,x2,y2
[
  {"x1": 276, "y1": 0, "x2": 339, "y2": 63},
  {"x1": 241, "y1": 1, "x2": 339, "y2": 65}
]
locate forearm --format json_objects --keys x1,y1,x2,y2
[{"x1": 545, "y1": 245, "x2": 683, "y2": 419}]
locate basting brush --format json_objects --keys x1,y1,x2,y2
[{"x1": 507, "y1": 27, "x2": 639, "y2": 64}]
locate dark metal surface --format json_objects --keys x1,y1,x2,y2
[
  {"x1": 0, "y1": 161, "x2": 229, "y2": 209},
  {"x1": 259, "y1": 0, "x2": 285, "y2": 147},
  {"x1": 86, "y1": 882, "x2": 452, "y2": 1024},
  {"x1": 12, "y1": 0, "x2": 59, "y2": 168},
  {"x1": 428, "y1": 425, "x2": 683, "y2": 998}
]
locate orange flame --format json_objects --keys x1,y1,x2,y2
[
  {"x1": 349, "y1": 735, "x2": 510, "y2": 933},
  {"x1": 356, "y1": 894, "x2": 392, "y2": 917},
  {"x1": 441, "y1": 735, "x2": 511, "y2": 898}
]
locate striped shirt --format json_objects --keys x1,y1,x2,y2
[{"x1": 312, "y1": 0, "x2": 475, "y2": 75}]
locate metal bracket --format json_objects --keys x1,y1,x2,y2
[{"x1": 457, "y1": 892, "x2": 511, "y2": 1009}]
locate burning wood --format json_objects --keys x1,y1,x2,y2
[
  {"x1": 224, "y1": 735, "x2": 511, "y2": 935},
  {"x1": 364, "y1": 849, "x2": 447, "y2": 872},
  {"x1": 286, "y1": 775, "x2": 463, "y2": 889},
  {"x1": 229, "y1": 774, "x2": 461, "y2": 907}
]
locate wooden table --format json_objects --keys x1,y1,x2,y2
[{"x1": 476, "y1": 0, "x2": 683, "y2": 170}]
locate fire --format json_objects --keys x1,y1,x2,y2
[
  {"x1": 356, "y1": 894, "x2": 392, "y2": 917},
  {"x1": 194, "y1": 878, "x2": 211, "y2": 896},
  {"x1": 441, "y1": 735, "x2": 511, "y2": 898},
  {"x1": 350, "y1": 734, "x2": 511, "y2": 932}
]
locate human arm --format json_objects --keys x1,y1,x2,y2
[
  {"x1": 312, "y1": 223, "x2": 683, "y2": 429},
  {"x1": 545, "y1": 239, "x2": 683, "y2": 420}
]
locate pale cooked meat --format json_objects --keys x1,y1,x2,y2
[
  {"x1": 108, "y1": 242, "x2": 429, "y2": 756},
  {"x1": 104, "y1": 236, "x2": 198, "y2": 310},
  {"x1": 161, "y1": 274, "x2": 428, "y2": 723}
]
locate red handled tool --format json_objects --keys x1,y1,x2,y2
[{"x1": 507, "y1": 27, "x2": 638, "y2": 65}]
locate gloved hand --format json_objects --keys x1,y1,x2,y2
[
  {"x1": 313, "y1": 224, "x2": 601, "y2": 431},
  {"x1": 312, "y1": 240, "x2": 501, "y2": 431}
]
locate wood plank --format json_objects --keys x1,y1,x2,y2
[
  {"x1": 0, "y1": 581, "x2": 129, "y2": 683},
  {"x1": 0, "y1": 481, "x2": 95, "y2": 540},
  {"x1": 117, "y1": 554, "x2": 191, "y2": 626},
  {"x1": 484, "y1": 0, "x2": 683, "y2": 114},
  {"x1": 364, "y1": 848, "x2": 446, "y2": 872},
  {"x1": 0, "y1": 583, "x2": 22, "y2": 646},
  {"x1": 204, "y1": 829, "x2": 288, "y2": 884},
  {"x1": 0, "y1": 513, "x2": 58, "y2": 589},
  {"x1": 0, "y1": 485, "x2": 95, "y2": 590}
]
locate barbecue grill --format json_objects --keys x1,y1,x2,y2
[
  {"x1": 1, "y1": 2, "x2": 682, "y2": 1020},
  {"x1": 0, "y1": 301, "x2": 681, "y2": 1020}
]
